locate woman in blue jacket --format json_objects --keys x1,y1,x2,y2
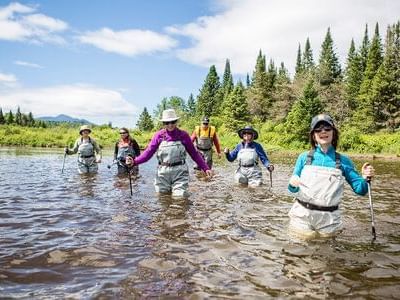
[
  {"x1": 288, "y1": 114, "x2": 375, "y2": 238},
  {"x1": 224, "y1": 126, "x2": 274, "y2": 187}
]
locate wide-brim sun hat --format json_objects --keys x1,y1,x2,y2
[
  {"x1": 79, "y1": 125, "x2": 92, "y2": 134},
  {"x1": 160, "y1": 109, "x2": 180, "y2": 122},
  {"x1": 238, "y1": 125, "x2": 258, "y2": 140},
  {"x1": 310, "y1": 114, "x2": 335, "y2": 131}
]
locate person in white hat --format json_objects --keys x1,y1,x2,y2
[
  {"x1": 288, "y1": 113, "x2": 375, "y2": 238},
  {"x1": 132, "y1": 109, "x2": 212, "y2": 198},
  {"x1": 65, "y1": 125, "x2": 102, "y2": 174}
]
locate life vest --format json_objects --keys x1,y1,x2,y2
[
  {"x1": 195, "y1": 125, "x2": 215, "y2": 151},
  {"x1": 297, "y1": 149, "x2": 344, "y2": 207},
  {"x1": 157, "y1": 130, "x2": 186, "y2": 167},
  {"x1": 238, "y1": 145, "x2": 259, "y2": 167}
]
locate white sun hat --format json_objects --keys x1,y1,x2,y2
[{"x1": 160, "y1": 109, "x2": 180, "y2": 122}]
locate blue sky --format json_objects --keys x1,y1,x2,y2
[{"x1": 1, "y1": 0, "x2": 399, "y2": 127}]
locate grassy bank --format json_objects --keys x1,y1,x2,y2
[{"x1": 1, "y1": 124, "x2": 399, "y2": 157}]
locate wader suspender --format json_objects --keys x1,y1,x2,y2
[
  {"x1": 306, "y1": 149, "x2": 341, "y2": 169},
  {"x1": 79, "y1": 137, "x2": 95, "y2": 158},
  {"x1": 196, "y1": 127, "x2": 212, "y2": 151}
]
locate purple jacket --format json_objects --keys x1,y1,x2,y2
[{"x1": 134, "y1": 128, "x2": 210, "y2": 172}]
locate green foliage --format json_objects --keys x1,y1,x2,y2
[
  {"x1": 222, "y1": 82, "x2": 250, "y2": 130},
  {"x1": 187, "y1": 93, "x2": 196, "y2": 116},
  {"x1": 302, "y1": 37, "x2": 315, "y2": 72},
  {"x1": 136, "y1": 107, "x2": 154, "y2": 131},
  {"x1": 6, "y1": 110, "x2": 14, "y2": 124},
  {"x1": 196, "y1": 65, "x2": 222, "y2": 117},
  {"x1": 0, "y1": 109, "x2": 4, "y2": 124},
  {"x1": 317, "y1": 27, "x2": 342, "y2": 85},
  {"x1": 344, "y1": 39, "x2": 363, "y2": 111}
]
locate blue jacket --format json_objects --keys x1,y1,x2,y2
[
  {"x1": 226, "y1": 141, "x2": 271, "y2": 168},
  {"x1": 288, "y1": 145, "x2": 368, "y2": 195}
]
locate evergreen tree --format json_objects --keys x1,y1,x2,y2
[
  {"x1": 154, "y1": 97, "x2": 168, "y2": 118},
  {"x1": 302, "y1": 37, "x2": 314, "y2": 72},
  {"x1": 108, "y1": 121, "x2": 113, "y2": 128},
  {"x1": 344, "y1": 39, "x2": 363, "y2": 111},
  {"x1": 285, "y1": 79, "x2": 323, "y2": 141},
  {"x1": 277, "y1": 62, "x2": 290, "y2": 84},
  {"x1": 317, "y1": 27, "x2": 342, "y2": 85},
  {"x1": 187, "y1": 93, "x2": 196, "y2": 116},
  {"x1": 6, "y1": 110, "x2": 14, "y2": 124},
  {"x1": 222, "y1": 81, "x2": 250, "y2": 130},
  {"x1": 222, "y1": 59, "x2": 234, "y2": 96},
  {"x1": 27, "y1": 112, "x2": 35, "y2": 127},
  {"x1": 246, "y1": 73, "x2": 251, "y2": 87},
  {"x1": 359, "y1": 24, "x2": 370, "y2": 73},
  {"x1": 266, "y1": 59, "x2": 277, "y2": 90},
  {"x1": 196, "y1": 65, "x2": 221, "y2": 117},
  {"x1": 370, "y1": 22, "x2": 400, "y2": 131},
  {"x1": 136, "y1": 107, "x2": 154, "y2": 131},
  {"x1": 270, "y1": 63, "x2": 294, "y2": 122},
  {"x1": 15, "y1": 106, "x2": 22, "y2": 125},
  {"x1": 21, "y1": 114, "x2": 28, "y2": 126},
  {"x1": 0, "y1": 108, "x2": 5, "y2": 124},
  {"x1": 295, "y1": 44, "x2": 303, "y2": 77}
]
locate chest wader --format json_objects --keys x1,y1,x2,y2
[
  {"x1": 155, "y1": 140, "x2": 189, "y2": 198},
  {"x1": 195, "y1": 127, "x2": 213, "y2": 169},
  {"x1": 235, "y1": 147, "x2": 262, "y2": 186},
  {"x1": 77, "y1": 139, "x2": 98, "y2": 174},
  {"x1": 117, "y1": 144, "x2": 138, "y2": 176},
  {"x1": 289, "y1": 150, "x2": 344, "y2": 236}
]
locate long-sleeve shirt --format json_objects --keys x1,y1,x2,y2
[
  {"x1": 225, "y1": 141, "x2": 271, "y2": 168},
  {"x1": 134, "y1": 128, "x2": 210, "y2": 172},
  {"x1": 288, "y1": 145, "x2": 368, "y2": 195},
  {"x1": 190, "y1": 126, "x2": 222, "y2": 154}
]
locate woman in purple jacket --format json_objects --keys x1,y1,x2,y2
[{"x1": 133, "y1": 109, "x2": 212, "y2": 198}]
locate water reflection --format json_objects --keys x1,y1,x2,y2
[{"x1": 0, "y1": 148, "x2": 399, "y2": 298}]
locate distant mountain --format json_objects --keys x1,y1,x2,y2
[{"x1": 37, "y1": 114, "x2": 93, "y2": 124}]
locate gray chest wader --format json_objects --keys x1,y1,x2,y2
[
  {"x1": 288, "y1": 149, "x2": 345, "y2": 235},
  {"x1": 235, "y1": 147, "x2": 262, "y2": 186},
  {"x1": 77, "y1": 138, "x2": 98, "y2": 174},
  {"x1": 117, "y1": 144, "x2": 138, "y2": 175},
  {"x1": 195, "y1": 127, "x2": 213, "y2": 169},
  {"x1": 155, "y1": 139, "x2": 189, "y2": 198}
]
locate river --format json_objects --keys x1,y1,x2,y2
[{"x1": 0, "y1": 148, "x2": 399, "y2": 299}]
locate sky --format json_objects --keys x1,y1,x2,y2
[{"x1": 0, "y1": 0, "x2": 399, "y2": 127}]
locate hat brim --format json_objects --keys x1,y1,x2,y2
[
  {"x1": 160, "y1": 117, "x2": 180, "y2": 122},
  {"x1": 238, "y1": 128, "x2": 258, "y2": 140},
  {"x1": 80, "y1": 129, "x2": 91, "y2": 134},
  {"x1": 311, "y1": 120, "x2": 334, "y2": 131}
]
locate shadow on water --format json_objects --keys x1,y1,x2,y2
[{"x1": 0, "y1": 148, "x2": 399, "y2": 298}]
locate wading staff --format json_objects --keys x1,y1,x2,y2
[
  {"x1": 367, "y1": 176, "x2": 377, "y2": 240},
  {"x1": 269, "y1": 170, "x2": 273, "y2": 188},
  {"x1": 128, "y1": 169, "x2": 133, "y2": 196},
  {"x1": 61, "y1": 151, "x2": 67, "y2": 174}
]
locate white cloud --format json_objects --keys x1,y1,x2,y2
[
  {"x1": 167, "y1": 0, "x2": 400, "y2": 75},
  {"x1": 0, "y1": 2, "x2": 68, "y2": 44},
  {"x1": 14, "y1": 60, "x2": 43, "y2": 68},
  {"x1": 0, "y1": 72, "x2": 18, "y2": 87},
  {"x1": 0, "y1": 84, "x2": 139, "y2": 127},
  {"x1": 78, "y1": 27, "x2": 178, "y2": 56}
]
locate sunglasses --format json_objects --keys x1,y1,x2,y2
[
  {"x1": 163, "y1": 120, "x2": 177, "y2": 125},
  {"x1": 202, "y1": 123, "x2": 209, "y2": 125},
  {"x1": 242, "y1": 131, "x2": 253, "y2": 135},
  {"x1": 314, "y1": 126, "x2": 333, "y2": 133},
  {"x1": 119, "y1": 132, "x2": 128, "y2": 134}
]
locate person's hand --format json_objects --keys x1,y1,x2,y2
[
  {"x1": 362, "y1": 163, "x2": 375, "y2": 180},
  {"x1": 267, "y1": 164, "x2": 274, "y2": 172},
  {"x1": 224, "y1": 148, "x2": 229, "y2": 154},
  {"x1": 96, "y1": 158, "x2": 102, "y2": 163},
  {"x1": 205, "y1": 169, "x2": 213, "y2": 178},
  {"x1": 289, "y1": 175, "x2": 300, "y2": 187},
  {"x1": 64, "y1": 147, "x2": 68, "y2": 154},
  {"x1": 217, "y1": 152, "x2": 222, "y2": 159},
  {"x1": 125, "y1": 156, "x2": 134, "y2": 166}
]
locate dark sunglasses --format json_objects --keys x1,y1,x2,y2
[
  {"x1": 314, "y1": 126, "x2": 333, "y2": 133},
  {"x1": 163, "y1": 120, "x2": 177, "y2": 125},
  {"x1": 119, "y1": 132, "x2": 128, "y2": 134},
  {"x1": 202, "y1": 123, "x2": 209, "y2": 125},
  {"x1": 242, "y1": 131, "x2": 253, "y2": 135}
]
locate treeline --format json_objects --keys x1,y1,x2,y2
[
  {"x1": 136, "y1": 21, "x2": 400, "y2": 152},
  {"x1": 0, "y1": 107, "x2": 48, "y2": 127}
]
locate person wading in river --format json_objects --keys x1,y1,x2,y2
[
  {"x1": 288, "y1": 113, "x2": 375, "y2": 238},
  {"x1": 132, "y1": 109, "x2": 212, "y2": 198},
  {"x1": 114, "y1": 127, "x2": 140, "y2": 176},
  {"x1": 65, "y1": 125, "x2": 102, "y2": 174},
  {"x1": 224, "y1": 125, "x2": 274, "y2": 187},
  {"x1": 191, "y1": 116, "x2": 222, "y2": 170}
]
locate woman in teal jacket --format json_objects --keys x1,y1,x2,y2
[{"x1": 288, "y1": 114, "x2": 375, "y2": 238}]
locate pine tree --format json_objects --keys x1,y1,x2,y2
[
  {"x1": 266, "y1": 59, "x2": 277, "y2": 90},
  {"x1": 222, "y1": 81, "x2": 250, "y2": 130},
  {"x1": 6, "y1": 110, "x2": 14, "y2": 124},
  {"x1": 27, "y1": 112, "x2": 35, "y2": 127},
  {"x1": 317, "y1": 27, "x2": 342, "y2": 85},
  {"x1": 222, "y1": 59, "x2": 234, "y2": 96},
  {"x1": 246, "y1": 73, "x2": 251, "y2": 87},
  {"x1": 15, "y1": 106, "x2": 22, "y2": 125},
  {"x1": 370, "y1": 22, "x2": 400, "y2": 131},
  {"x1": 344, "y1": 39, "x2": 363, "y2": 111},
  {"x1": 302, "y1": 37, "x2": 314, "y2": 72},
  {"x1": 359, "y1": 24, "x2": 370, "y2": 73},
  {"x1": 277, "y1": 62, "x2": 290, "y2": 84},
  {"x1": 295, "y1": 44, "x2": 303, "y2": 77},
  {"x1": 136, "y1": 107, "x2": 154, "y2": 131},
  {"x1": 21, "y1": 114, "x2": 28, "y2": 126},
  {"x1": 285, "y1": 79, "x2": 323, "y2": 141},
  {"x1": 0, "y1": 108, "x2": 5, "y2": 124},
  {"x1": 196, "y1": 65, "x2": 221, "y2": 117},
  {"x1": 187, "y1": 93, "x2": 196, "y2": 116}
]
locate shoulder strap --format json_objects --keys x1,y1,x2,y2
[
  {"x1": 335, "y1": 152, "x2": 341, "y2": 169},
  {"x1": 306, "y1": 149, "x2": 315, "y2": 165}
]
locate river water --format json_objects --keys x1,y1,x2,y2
[{"x1": 1, "y1": 148, "x2": 399, "y2": 299}]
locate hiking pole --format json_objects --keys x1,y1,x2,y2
[
  {"x1": 367, "y1": 177, "x2": 377, "y2": 240},
  {"x1": 269, "y1": 170, "x2": 273, "y2": 188},
  {"x1": 61, "y1": 151, "x2": 67, "y2": 174},
  {"x1": 128, "y1": 170, "x2": 133, "y2": 196}
]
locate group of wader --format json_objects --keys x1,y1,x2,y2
[{"x1": 65, "y1": 110, "x2": 375, "y2": 239}]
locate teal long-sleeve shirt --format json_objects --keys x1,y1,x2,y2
[{"x1": 288, "y1": 145, "x2": 368, "y2": 196}]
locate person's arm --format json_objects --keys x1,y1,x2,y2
[
  {"x1": 67, "y1": 139, "x2": 79, "y2": 155},
  {"x1": 225, "y1": 144, "x2": 240, "y2": 162},
  {"x1": 255, "y1": 142, "x2": 270, "y2": 167},
  {"x1": 131, "y1": 138, "x2": 141, "y2": 156},
  {"x1": 341, "y1": 155, "x2": 368, "y2": 196},
  {"x1": 92, "y1": 138, "x2": 102, "y2": 161},
  {"x1": 288, "y1": 152, "x2": 307, "y2": 193},
  {"x1": 190, "y1": 130, "x2": 197, "y2": 143},
  {"x1": 133, "y1": 132, "x2": 160, "y2": 165},
  {"x1": 213, "y1": 131, "x2": 222, "y2": 154},
  {"x1": 181, "y1": 131, "x2": 209, "y2": 171}
]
